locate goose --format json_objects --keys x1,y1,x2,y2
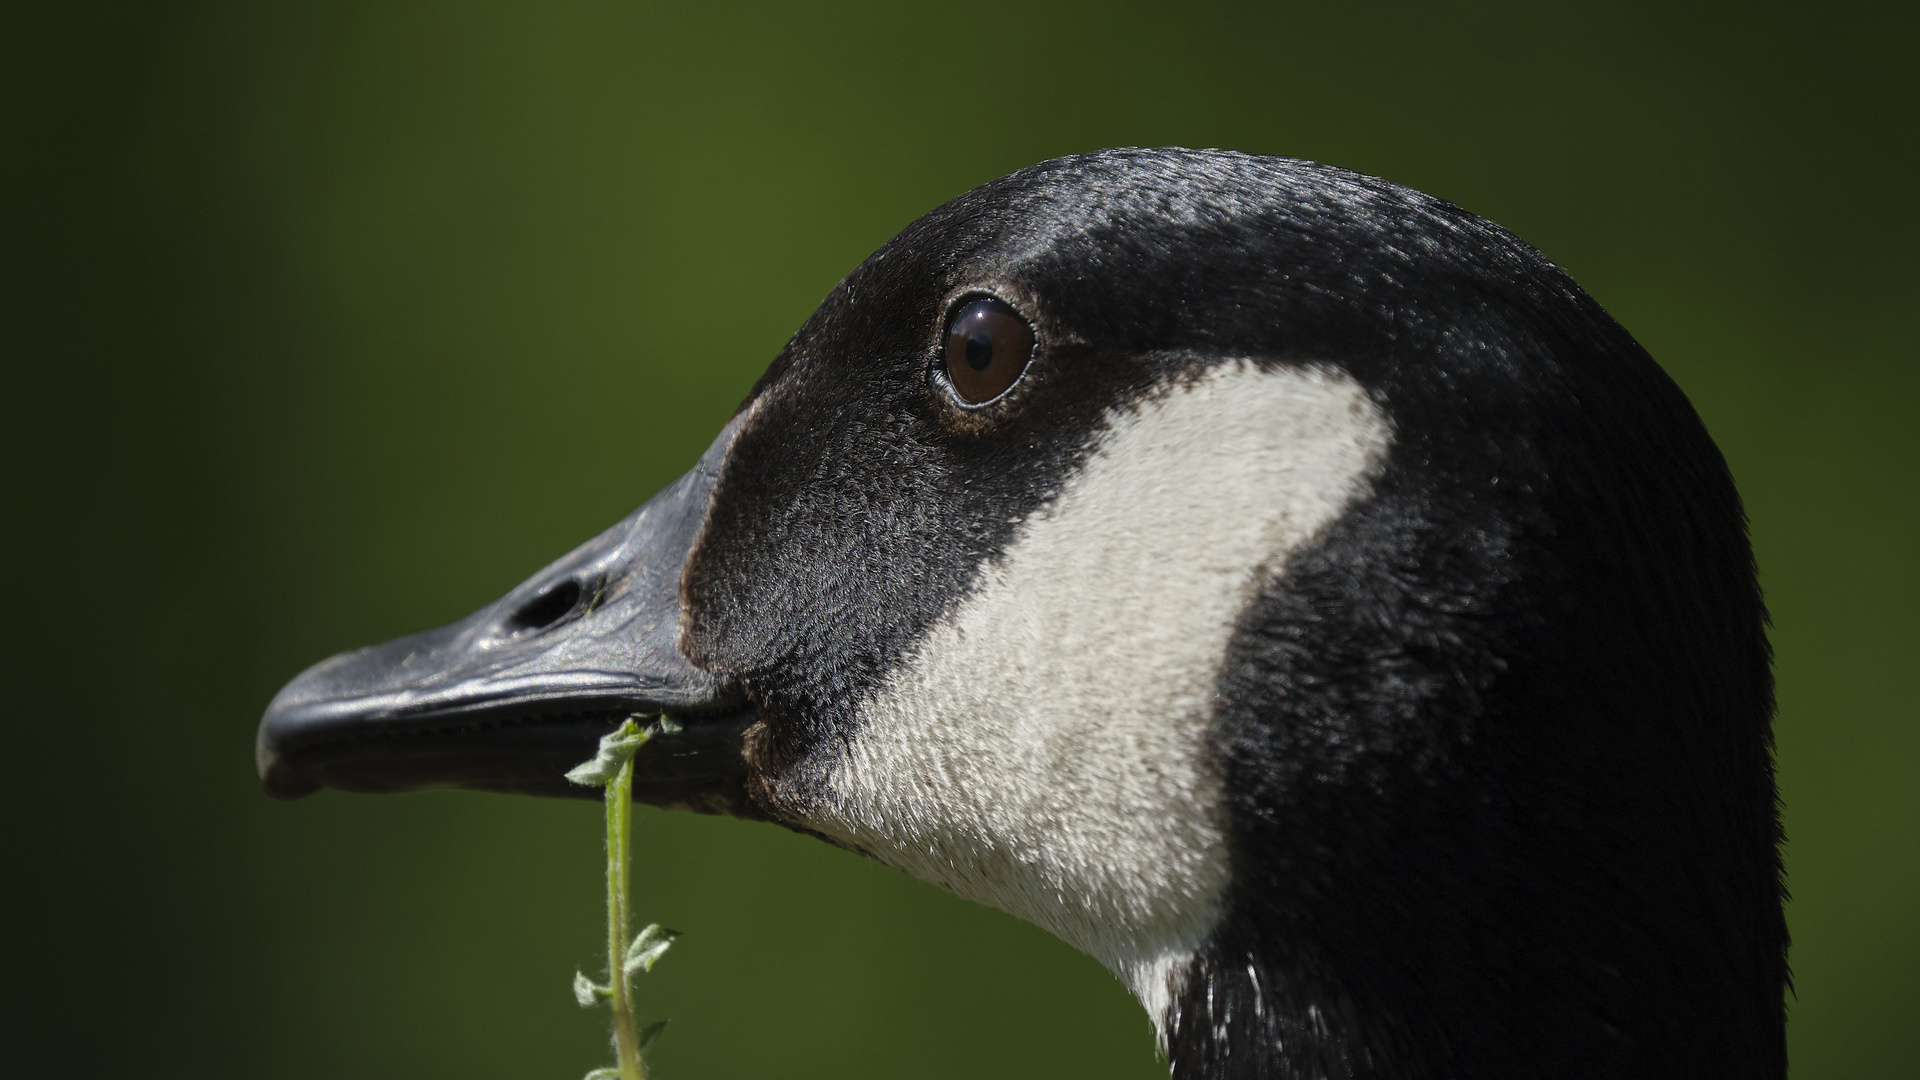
[{"x1": 256, "y1": 147, "x2": 1787, "y2": 1080}]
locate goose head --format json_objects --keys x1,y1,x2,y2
[{"x1": 257, "y1": 148, "x2": 1786, "y2": 1080}]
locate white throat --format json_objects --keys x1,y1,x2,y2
[{"x1": 790, "y1": 361, "x2": 1393, "y2": 1042}]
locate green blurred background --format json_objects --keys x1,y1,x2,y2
[{"x1": 5, "y1": 2, "x2": 1914, "y2": 1076}]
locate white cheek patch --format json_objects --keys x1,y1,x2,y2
[{"x1": 791, "y1": 361, "x2": 1392, "y2": 1039}]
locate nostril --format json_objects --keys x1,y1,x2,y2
[{"x1": 506, "y1": 579, "x2": 582, "y2": 632}]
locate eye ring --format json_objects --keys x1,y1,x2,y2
[{"x1": 940, "y1": 296, "x2": 1035, "y2": 406}]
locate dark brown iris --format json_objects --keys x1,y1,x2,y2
[{"x1": 943, "y1": 297, "x2": 1034, "y2": 404}]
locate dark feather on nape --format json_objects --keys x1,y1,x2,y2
[{"x1": 1163, "y1": 167, "x2": 1783, "y2": 1077}]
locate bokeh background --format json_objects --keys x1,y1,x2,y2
[{"x1": 6, "y1": 2, "x2": 1914, "y2": 1077}]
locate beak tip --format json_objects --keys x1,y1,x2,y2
[
  {"x1": 263, "y1": 773, "x2": 322, "y2": 800},
  {"x1": 256, "y1": 724, "x2": 321, "y2": 800}
]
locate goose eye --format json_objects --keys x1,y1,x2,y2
[{"x1": 943, "y1": 297, "x2": 1034, "y2": 404}]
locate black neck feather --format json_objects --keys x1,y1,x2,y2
[{"x1": 1168, "y1": 354, "x2": 1785, "y2": 1079}]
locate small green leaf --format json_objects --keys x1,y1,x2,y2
[
  {"x1": 565, "y1": 718, "x2": 651, "y2": 786},
  {"x1": 624, "y1": 923, "x2": 682, "y2": 974},
  {"x1": 583, "y1": 1068, "x2": 623, "y2": 1080},
  {"x1": 572, "y1": 971, "x2": 606, "y2": 1007},
  {"x1": 638, "y1": 1020, "x2": 669, "y2": 1051},
  {"x1": 657, "y1": 715, "x2": 682, "y2": 734}
]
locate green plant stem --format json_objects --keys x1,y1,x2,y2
[{"x1": 606, "y1": 748, "x2": 646, "y2": 1080}]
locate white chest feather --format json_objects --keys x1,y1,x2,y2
[{"x1": 793, "y1": 361, "x2": 1392, "y2": 1037}]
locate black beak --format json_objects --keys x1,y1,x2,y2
[{"x1": 255, "y1": 418, "x2": 757, "y2": 815}]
